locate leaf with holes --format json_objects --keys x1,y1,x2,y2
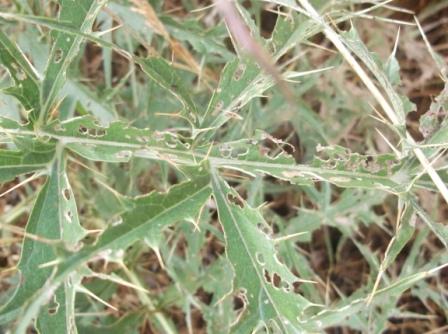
[
  {"x1": 0, "y1": 31, "x2": 40, "y2": 121},
  {"x1": 199, "y1": 57, "x2": 270, "y2": 138},
  {"x1": 0, "y1": 117, "x2": 55, "y2": 181},
  {"x1": 211, "y1": 171, "x2": 313, "y2": 332},
  {"x1": 41, "y1": 116, "x2": 196, "y2": 165},
  {"x1": 0, "y1": 153, "x2": 86, "y2": 333},
  {"x1": 40, "y1": 0, "x2": 106, "y2": 125},
  {"x1": 9, "y1": 166, "x2": 211, "y2": 332},
  {"x1": 208, "y1": 135, "x2": 408, "y2": 192}
]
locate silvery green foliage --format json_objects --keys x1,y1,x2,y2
[{"x1": 0, "y1": 1, "x2": 447, "y2": 333}]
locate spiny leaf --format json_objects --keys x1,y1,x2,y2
[
  {"x1": 4, "y1": 116, "x2": 411, "y2": 192},
  {"x1": 160, "y1": 16, "x2": 233, "y2": 60},
  {"x1": 0, "y1": 117, "x2": 55, "y2": 181},
  {"x1": 300, "y1": 257, "x2": 448, "y2": 330},
  {"x1": 0, "y1": 31, "x2": 40, "y2": 120},
  {"x1": 341, "y1": 27, "x2": 415, "y2": 124},
  {"x1": 380, "y1": 202, "x2": 415, "y2": 270},
  {"x1": 369, "y1": 201, "x2": 416, "y2": 303},
  {"x1": 199, "y1": 57, "x2": 269, "y2": 137},
  {"x1": 0, "y1": 12, "x2": 122, "y2": 57},
  {"x1": 419, "y1": 82, "x2": 448, "y2": 144},
  {"x1": 209, "y1": 135, "x2": 408, "y2": 192},
  {"x1": 40, "y1": 0, "x2": 106, "y2": 126},
  {"x1": 0, "y1": 153, "x2": 86, "y2": 333},
  {"x1": 63, "y1": 80, "x2": 117, "y2": 124},
  {"x1": 211, "y1": 171, "x2": 313, "y2": 332},
  {"x1": 11, "y1": 167, "x2": 211, "y2": 332},
  {"x1": 0, "y1": 149, "x2": 53, "y2": 183},
  {"x1": 410, "y1": 196, "x2": 448, "y2": 248},
  {"x1": 42, "y1": 116, "x2": 195, "y2": 164},
  {"x1": 70, "y1": 166, "x2": 211, "y2": 255},
  {"x1": 137, "y1": 57, "x2": 198, "y2": 125}
]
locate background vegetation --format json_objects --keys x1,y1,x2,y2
[{"x1": 0, "y1": 0, "x2": 447, "y2": 333}]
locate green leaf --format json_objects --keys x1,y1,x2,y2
[
  {"x1": 301, "y1": 258, "x2": 447, "y2": 330},
  {"x1": 341, "y1": 27, "x2": 412, "y2": 122},
  {"x1": 0, "y1": 149, "x2": 53, "y2": 182},
  {"x1": 199, "y1": 57, "x2": 268, "y2": 136},
  {"x1": 63, "y1": 80, "x2": 117, "y2": 124},
  {"x1": 42, "y1": 116, "x2": 195, "y2": 164},
  {"x1": 9, "y1": 168, "x2": 212, "y2": 332},
  {"x1": 369, "y1": 201, "x2": 416, "y2": 303},
  {"x1": 0, "y1": 117, "x2": 55, "y2": 181},
  {"x1": 40, "y1": 0, "x2": 106, "y2": 125},
  {"x1": 380, "y1": 202, "x2": 415, "y2": 270},
  {"x1": 420, "y1": 83, "x2": 448, "y2": 141},
  {"x1": 211, "y1": 171, "x2": 313, "y2": 332},
  {"x1": 161, "y1": 16, "x2": 233, "y2": 60},
  {"x1": 0, "y1": 31, "x2": 40, "y2": 120},
  {"x1": 71, "y1": 166, "x2": 211, "y2": 256},
  {"x1": 0, "y1": 12, "x2": 120, "y2": 57},
  {"x1": 6, "y1": 116, "x2": 410, "y2": 192},
  {"x1": 76, "y1": 311, "x2": 144, "y2": 334},
  {"x1": 0, "y1": 153, "x2": 86, "y2": 333},
  {"x1": 410, "y1": 196, "x2": 448, "y2": 248},
  {"x1": 209, "y1": 135, "x2": 407, "y2": 192},
  {"x1": 137, "y1": 57, "x2": 198, "y2": 125}
]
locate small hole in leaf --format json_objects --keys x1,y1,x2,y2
[
  {"x1": 256, "y1": 222, "x2": 272, "y2": 235},
  {"x1": 233, "y1": 294, "x2": 244, "y2": 311},
  {"x1": 54, "y1": 48, "x2": 64, "y2": 63},
  {"x1": 115, "y1": 150, "x2": 132, "y2": 159},
  {"x1": 227, "y1": 193, "x2": 244, "y2": 208},
  {"x1": 79, "y1": 125, "x2": 88, "y2": 135},
  {"x1": 48, "y1": 306, "x2": 57, "y2": 315},
  {"x1": 219, "y1": 143, "x2": 232, "y2": 158},
  {"x1": 272, "y1": 272, "x2": 281, "y2": 288},
  {"x1": 54, "y1": 123, "x2": 65, "y2": 132},
  {"x1": 292, "y1": 281, "x2": 301, "y2": 294},
  {"x1": 96, "y1": 129, "x2": 106, "y2": 137},
  {"x1": 87, "y1": 128, "x2": 97, "y2": 137},
  {"x1": 65, "y1": 210, "x2": 73, "y2": 223},
  {"x1": 62, "y1": 188, "x2": 71, "y2": 201},
  {"x1": 264, "y1": 269, "x2": 271, "y2": 283},
  {"x1": 233, "y1": 63, "x2": 246, "y2": 81}
]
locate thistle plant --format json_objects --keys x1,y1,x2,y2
[{"x1": 0, "y1": 0, "x2": 447, "y2": 333}]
